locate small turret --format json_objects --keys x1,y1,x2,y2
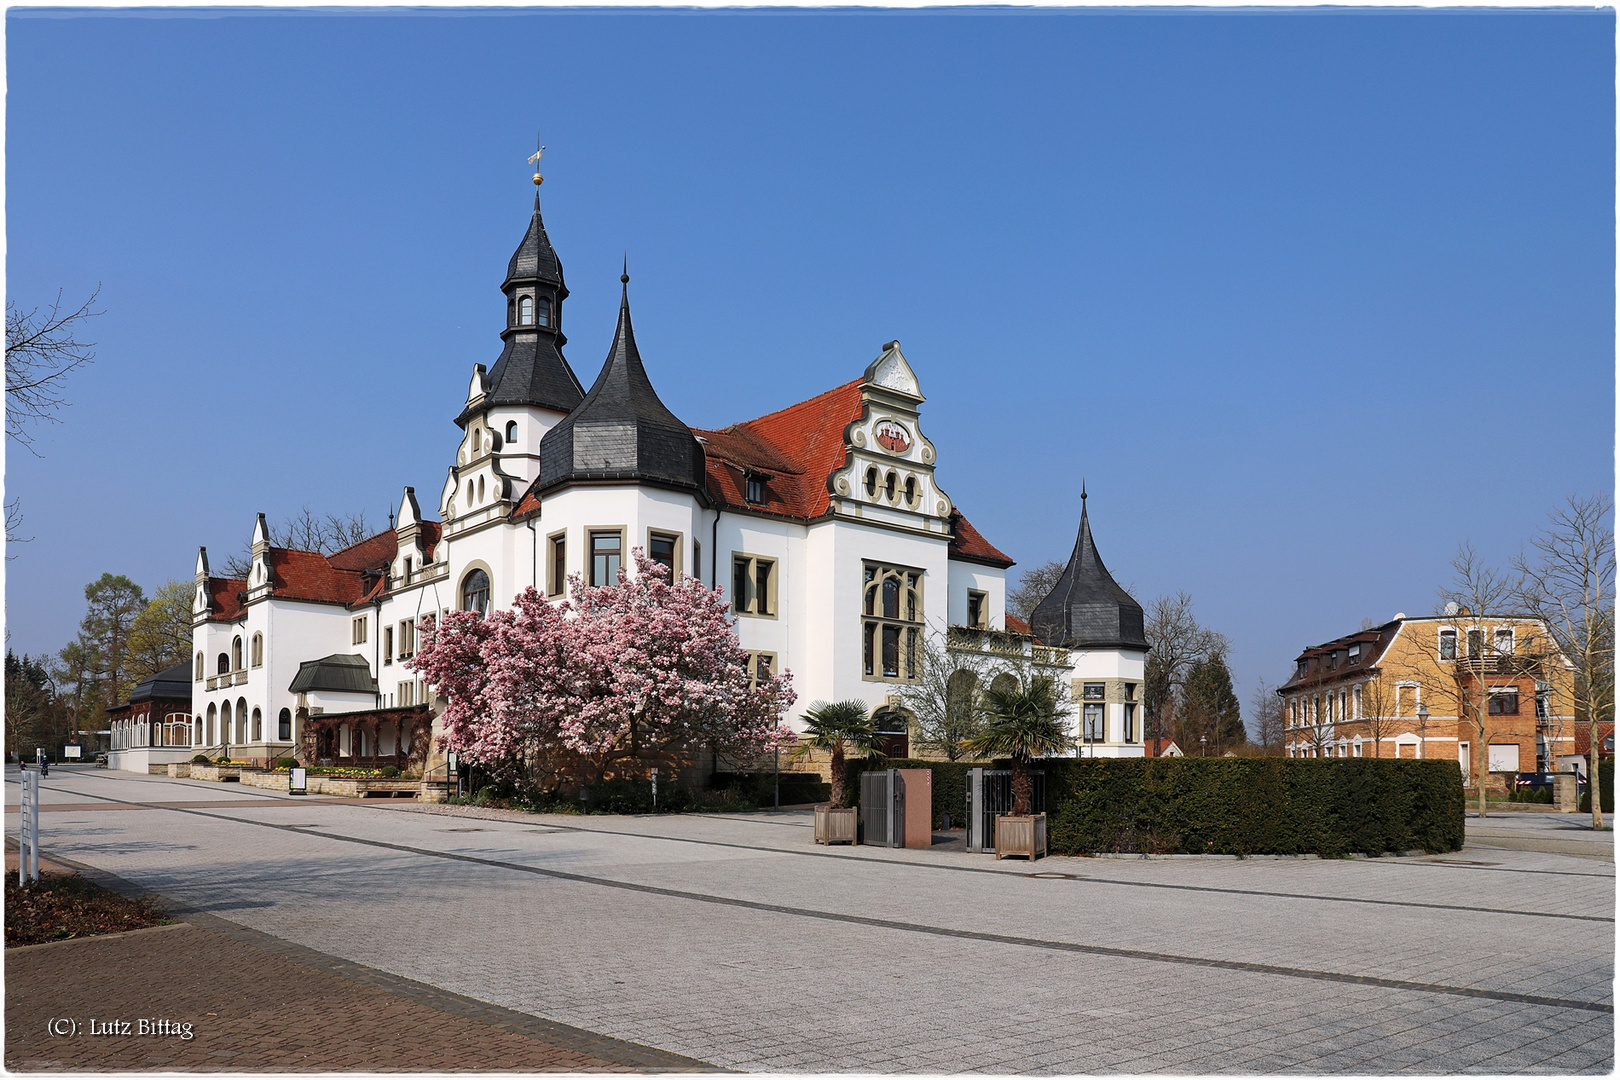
[{"x1": 1030, "y1": 490, "x2": 1147, "y2": 652}]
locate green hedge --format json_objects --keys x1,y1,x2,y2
[
  {"x1": 849, "y1": 757, "x2": 1464, "y2": 856},
  {"x1": 711, "y1": 771, "x2": 831, "y2": 808},
  {"x1": 1579, "y1": 758, "x2": 1614, "y2": 815}
]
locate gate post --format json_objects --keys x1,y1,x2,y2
[{"x1": 967, "y1": 768, "x2": 985, "y2": 852}]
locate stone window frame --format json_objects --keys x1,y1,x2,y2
[
  {"x1": 588, "y1": 528, "x2": 625, "y2": 588},
  {"x1": 546, "y1": 530, "x2": 568, "y2": 598},
  {"x1": 861, "y1": 561, "x2": 924, "y2": 683},
  {"x1": 732, "y1": 552, "x2": 778, "y2": 619},
  {"x1": 647, "y1": 529, "x2": 683, "y2": 581}
]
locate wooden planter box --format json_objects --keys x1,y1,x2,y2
[
  {"x1": 814, "y1": 805, "x2": 858, "y2": 845},
  {"x1": 994, "y1": 813, "x2": 1047, "y2": 861}
]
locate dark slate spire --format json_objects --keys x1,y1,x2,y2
[
  {"x1": 459, "y1": 195, "x2": 584, "y2": 426},
  {"x1": 1029, "y1": 495, "x2": 1148, "y2": 652},
  {"x1": 535, "y1": 272, "x2": 708, "y2": 496},
  {"x1": 504, "y1": 193, "x2": 565, "y2": 290}
]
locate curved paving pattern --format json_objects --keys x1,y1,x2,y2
[{"x1": 8, "y1": 766, "x2": 1614, "y2": 1074}]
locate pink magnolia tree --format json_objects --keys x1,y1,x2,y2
[{"x1": 409, "y1": 550, "x2": 794, "y2": 790}]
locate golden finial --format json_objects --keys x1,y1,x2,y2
[{"x1": 528, "y1": 131, "x2": 546, "y2": 187}]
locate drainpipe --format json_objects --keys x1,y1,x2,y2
[
  {"x1": 710, "y1": 509, "x2": 719, "y2": 589},
  {"x1": 528, "y1": 515, "x2": 538, "y2": 591}
]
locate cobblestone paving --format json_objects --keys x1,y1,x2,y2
[
  {"x1": 7, "y1": 766, "x2": 1614, "y2": 1074},
  {"x1": 5, "y1": 918, "x2": 709, "y2": 1072}
]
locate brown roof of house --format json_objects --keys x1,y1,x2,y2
[
  {"x1": 206, "y1": 577, "x2": 247, "y2": 621},
  {"x1": 1279, "y1": 621, "x2": 1401, "y2": 693},
  {"x1": 947, "y1": 510, "x2": 1014, "y2": 569},
  {"x1": 1005, "y1": 614, "x2": 1033, "y2": 635},
  {"x1": 694, "y1": 379, "x2": 865, "y2": 521}
]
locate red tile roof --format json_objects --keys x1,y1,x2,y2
[
  {"x1": 267, "y1": 549, "x2": 369, "y2": 606},
  {"x1": 948, "y1": 510, "x2": 1014, "y2": 568},
  {"x1": 694, "y1": 379, "x2": 864, "y2": 520},
  {"x1": 206, "y1": 578, "x2": 247, "y2": 621},
  {"x1": 1005, "y1": 614, "x2": 1032, "y2": 635},
  {"x1": 328, "y1": 529, "x2": 397, "y2": 571},
  {"x1": 513, "y1": 486, "x2": 542, "y2": 519}
]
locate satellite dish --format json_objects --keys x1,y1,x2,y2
[{"x1": 1443, "y1": 601, "x2": 1460, "y2": 617}]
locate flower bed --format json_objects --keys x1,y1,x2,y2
[{"x1": 6, "y1": 873, "x2": 169, "y2": 946}]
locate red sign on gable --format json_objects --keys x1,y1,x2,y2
[{"x1": 874, "y1": 420, "x2": 911, "y2": 454}]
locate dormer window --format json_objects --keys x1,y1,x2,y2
[
  {"x1": 519, "y1": 296, "x2": 535, "y2": 325},
  {"x1": 745, "y1": 472, "x2": 767, "y2": 504},
  {"x1": 536, "y1": 297, "x2": 551, "y2": 328}
]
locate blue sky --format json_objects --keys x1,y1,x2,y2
[{"x1": 7, "y1": 7, "x2": 1614, "y2": 720}]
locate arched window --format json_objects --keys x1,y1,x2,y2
[
  {"x1": 251, "y1": 633, "x2": 263, "y2": 668},
  {"x1": 864, "y1": 467, "x2": 878, "y2": 497},
  {"x1": 507, "y1": 296, "x2": 516, "y2": 326},
  {"x1": 278, "y1": 708, "x2": 292, "y2": 741},
  {"x1": 989, "y1": 672, "x2": 1019, "y2": 696},
  {"x1": 519, "y1": 295, "x2": 534, "y2": 325},
  {"x1": 884, "y1": 471, "x2": 897, "y2": 503},
  {"x1": 251, "y1": 707, "x2": 262, "y2": 741},
  {"x1": 206, "y1": 703, "x2": 217, "y2": 745},
  {"x1": 232, "y1": 636, "x2": 243, "y2": 671},
  {"x1": 467, "y1": 480, "x2": 475, "y2": 504},
  {"x1": 477, "y1": 476, "x2": 485, "y2": 503},
  {"x1": 195, "y1": 652, "x2": 204, "y2": 681},
  {"x1": 461, "y1": 568, "x2": 491, "y2": 615},
  {"x1": 217, "y1": 653, "x2": 229, "y2": 675},
  {"x1": 904, "y1": 476, "x2": 917, "y2": 507},
  {"x1": 220, "y1": 699, "x2": 231, "y2": 740},
  {"x1": 506, "y1": 420, "x2": 518, "y2": 443},
  {"x1": 194, "y1": 716, "x2": 203, "y2": 746},
  {"x1": 536, "y1": 297, "x2": 551, "y2": 328},
  {"x1": 237, "y1": 698, "x2": 248, "y2": 744}
]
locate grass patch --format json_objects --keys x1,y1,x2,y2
[{"x1": 5, "y1": 873, "x2": 169, "y2": 947}]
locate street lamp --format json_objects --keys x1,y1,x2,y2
[
  {"x1": 1416, "y1": 704, "x2": 1430, "y2": 760},
  {"x1": 1200, "y1": 734, "x2": 1207, "y2": 758}
]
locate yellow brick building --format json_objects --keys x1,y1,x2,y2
[{"x1": 1279, "y1": 613, "x2": 1576, "y2": 789}]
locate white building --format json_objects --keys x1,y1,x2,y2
[{"x1": 178, "y1": 188, "x2": 1148, "y2": 774}]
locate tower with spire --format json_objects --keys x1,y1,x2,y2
[
  {"x1": 442, "y1": 192, "x2": 586, "y2": 525},
  {"x1": 1028, "y1": 489, "x2": 1150, "y2": 758},
  {"x1": 535, "y1": 266, "x2": 707, "y2": 496}
]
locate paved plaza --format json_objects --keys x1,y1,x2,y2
[{"x1": 5, "y1": 765, "x2": 1614, "y2": 1074}]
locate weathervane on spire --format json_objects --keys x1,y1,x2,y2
[{"x1": 528, "y1": 130, "x2": 546, "y2": 187}]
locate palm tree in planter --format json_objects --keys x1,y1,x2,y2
[
  {"x1": 965, "y1": 678, "x2": 1070, "y2": 859},
  {"x1": 797, "y1": 699, "x2": 879, "y2": 844}
]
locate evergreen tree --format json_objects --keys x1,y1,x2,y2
[
  {"x1": 5, "y1": 651, "x2": 69, "y2": 757},
  {"x1": 1179, "y1": 653, "x2": 1245, "y2": 753}
]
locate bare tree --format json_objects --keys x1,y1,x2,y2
[
  {"x1": 6, "y1": 286, "x2": 101, "y2": 454},
  {"x1": 1143, "y1": 592, "x2": 1230, "y2": 742},
  {"x1": 1356, "y1": 675, "x2": 1406, "y2": 759},
  {"x1": 219, "y1": 507, "x2": 375, "y2": 578},
  {"x1": 1007, "y1": 560, "x2": 1066, "y2": 622},
  {"x1": 1247, "y1": 677, "x2": 1285, "y2": 755},
  {"x1": 1433, "y1": 543, "x2": 1548, "y2": 819},
  {"x1": 6, "y1": 286, "x2": 102, "y2": 552},
  {"x1": 1514, "y1": 494, "x2": 1614, "y2": 828},
  {"x1": 898, "y1": 629, "x2": 992, "y2": 760}
]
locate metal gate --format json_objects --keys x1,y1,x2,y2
[
  {"x1": 860, "y1": 769, "x2": 904, "y2": 848},
  {"x1": 966, "y1": 768, "x2": 1045, "y2": 853}
]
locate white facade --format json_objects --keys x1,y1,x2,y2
[{"x1": 184, "y1": 199, "x2": 1147, "y2": 769}]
